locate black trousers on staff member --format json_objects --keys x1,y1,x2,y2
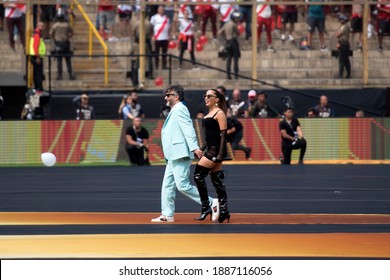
[
  {"x1": 30, "y1": 56, "x2": 44, "y2": 91},
  {"x1": 338, "y1": 40, "x2": 351, "y2": 78},
  {"x1": 154, "y1": 39, "x2": 168, "y2": 69},
  {"x1": 281, "y1": 138, "x2": 307, "y2": 165},
  {"x1": 225, "y1": 38, "x2": 240, "y2": 79},
  {"x1": 54, "y1": 41, "x2": 74, "y2": 79},
  {"x1": 126, "y1": 144, "x2": 149, "y2": 166}
]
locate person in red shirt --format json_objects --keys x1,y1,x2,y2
[
  {"x1": 98, "y1": 0, "x2": 117, "y2": 42},
  {"x1": 201, "y1": 0, "x2": 218, "y2": 39},
  {"x1": 377, "y1": 0, "x2": 390, "y2": 51}
]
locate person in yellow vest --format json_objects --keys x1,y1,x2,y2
[{"x1": 30, "y1": 21, "x2": 46, "y2": 91}]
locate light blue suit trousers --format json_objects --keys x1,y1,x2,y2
[{"x1": 162, "y1": 157, "x2": 213, "y2": 217}]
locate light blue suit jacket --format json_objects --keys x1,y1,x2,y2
[{"x1": 161, "y1": 102, "x2": 199, "y2": 161}]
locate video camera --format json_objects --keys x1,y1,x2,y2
[{"x1": 25, "y1": 89, "x2": 50, "y2": 119}]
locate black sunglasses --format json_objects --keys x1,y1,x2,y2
[
  {"x1": 203, "y1": 94, "x2": 217, "y2": 99},
  {"x1": 165, "y1": 93, "x2": 176, "y2": 98}
]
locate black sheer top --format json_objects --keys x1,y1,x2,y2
[
  {"x1": 202, "y1": 110, "x2": 227, "y2": 160},
  {"x1": 203, "y1": 111, "x2": 221, "y2": 147}
]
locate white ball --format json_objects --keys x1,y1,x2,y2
[{"x1": 41, "y1": 152, "x2": 56, "y2": 167}]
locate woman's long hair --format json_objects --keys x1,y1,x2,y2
[{"x1": 210, "y1": 88, "x2": 227, "y2": 115}]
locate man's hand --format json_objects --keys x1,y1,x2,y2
[{"x1": 194, "y1": 148, "x2": 203, "y2": 159}]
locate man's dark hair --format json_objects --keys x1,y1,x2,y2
[
  {"x1": 307, "y1": 107, "x2": 317, "y2": 116},
  {"x1": 281, "y1": 95, "x2": 294, "y2": 110},
  {"x1": 217, "y1": 85, "x2": 226, "y2": 94},
  {"x1": 164, "y1": 84, "x2": 185, "y2": 101}
]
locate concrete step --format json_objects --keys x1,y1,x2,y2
[{"x1": 0, "y1": 62, "x2": 24, "y2": 71}]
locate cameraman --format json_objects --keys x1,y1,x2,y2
[
  {"x1": 279, "y1": 107, "x2": 306, "y2": 165},
  {"x1": 125, "y1": 116, "x2": 149, "y2": 166},
  {"x1": 227, "y1": 112, "x2": 252, "y2": 159},
  {"x1": 21, "y1": 103, "x2": 33, "y2": 120}
]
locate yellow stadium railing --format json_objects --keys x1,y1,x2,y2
[{"x1": 73, "y1": 0, "x2": 108, "y2": 84}]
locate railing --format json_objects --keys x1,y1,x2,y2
[
  {"x1": 73, "y1": 0, "x2": 108, "y2": 84},
  {"x1": 46, "y1": 53, "x2": 384, "y2": 117}
]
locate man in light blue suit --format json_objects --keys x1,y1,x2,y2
[{"x1": 151, "y1": 84, "x2": 217, "y2": 222}]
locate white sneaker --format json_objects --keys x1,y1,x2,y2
[
  {"x1": 151, "y1": 215, "x2": 174, "y2": 223},
  {"x1": 108, "y1": 36, "x2": 119, "y2": 42},
  {"x1": 320, "y1": 46, "x2": 329, "y2": 52},
  {"x1": 281, "y1": 34, "x2": 286, "y2": 41},
  {"x1": 288, "y1": 34, "x2": 294, "y2": 42},
  {"x1": 211, "y1": 199, "x2": 220, "y2": 222},
  {"x1": 267, "y1": 45, "x2": 275, "y2": 52}
]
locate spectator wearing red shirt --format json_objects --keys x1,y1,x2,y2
[
  {"x1": 98, "y1": 0, "x2": 117, "y2": 42},
  {"x1": 377, "y1": 0, "x2": 390, "y2": 51}
]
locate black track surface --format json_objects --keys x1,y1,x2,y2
[{"x1": 1, "y1": 165, "x2": 390, "y2": 234}]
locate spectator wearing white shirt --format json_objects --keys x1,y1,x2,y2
[
  {"x1": 151, "y1": 5, "x2": 171, "y2": 69},
  {"x1": 256, "y1": 0, "x2": 275, "y2": 52},
  {"x1": 177, "y1": 1, "x2": 193, "y2": 20},
  {"x1": 219, "y1": 0, "x2": 237, "y2": 27},
  {"x1": 175, "y1": 8, "x2": 198, "y2": 69},
  {"x1": 4, "y1": 1, "x2": 25, "y2": 51}
]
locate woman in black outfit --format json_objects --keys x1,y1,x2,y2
[{"x1": 194, "y1": 89, "x2": 230, "y2": 223}]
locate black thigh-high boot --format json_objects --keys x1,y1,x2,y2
[
  {"x1": 193, "y1": 164, "x2": 211, "y2": 220},
  {"x1": 211, "y1": 171, "x2": 230, "y2": 223}
]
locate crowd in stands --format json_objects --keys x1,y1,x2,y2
[
  {"x1": 0, "y1": 1, "x2": 388, "y2": 91},
  {"x1": 0, "y1": 1, "x2": 386, "y2": 123},
  {"x1": 89, "y1": 0, "x2": 389, "y2": 54}
]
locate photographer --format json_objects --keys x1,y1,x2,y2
[
  {"x1": 227, "y1": 113, "x2": 252, "y2": 159},
  {"x1": 74, "y1": 93, "x2": 94, "y2": 120},
  {"x1": 125, "y1": 116, "x2": 149, "y2": 166},
  {"x1": 279, "y1": 107, "x2": 307, "y2": 165},
  {"x1": 21, "y1": 103, "x2": 33, "y2": 120}
]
